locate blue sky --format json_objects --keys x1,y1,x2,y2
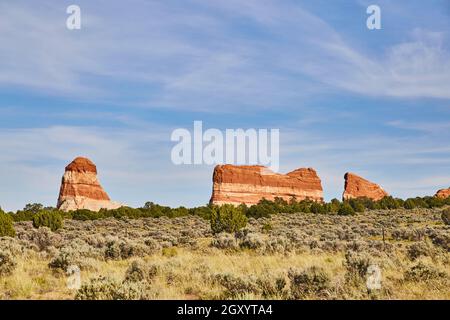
[{"x1": 1, "y1": 0, "x2": 450, "y2": 211}]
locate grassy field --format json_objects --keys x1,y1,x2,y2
[{"x1": 0, "y1": 208, "x2": 449, "y2": 300}]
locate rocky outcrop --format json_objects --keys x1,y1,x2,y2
[
  {"x1": 57, "y1": 157, "x2": 122, "y2": 212},
  {"x1": 210, "y1": 165, "x2": 323, "y2": 206},
  {"x1": 435, "y1": 188, "x2": 450, "y2": 199},
  {"x1": 342, "y1": 172, "x2": 388, "y2": 201}
]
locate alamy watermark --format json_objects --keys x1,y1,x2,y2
[
  {"x1": 367, "y1": 5, "x2": 381, "y2": 30},
  {"x1": 171, "y1": 121, "x2": 280, "y2": 172},
  {"x1": 66, "y1": 5, "x2": 81, "y2": 30},
  {"x1": 64, "y1": 4, "x2": 379, "y2": 31},
  {"x1": 66, "y1": 265, "x2": 81, "y2": 290},
  {"x1": 366, "y1": 264, "x2": 382, "y2": 292}
]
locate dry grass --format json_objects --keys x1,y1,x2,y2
[{"x1": 0, "y1": 208, "x2": 448, "y2": 300}]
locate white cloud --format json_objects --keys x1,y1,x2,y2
[
  {"x1": 1, "y1": 1, "x2": 450, "y2": 210},
  {"x1": 0, "y1": 121, "x2": 449, "y2": 211},
  {"x1": 0, "y1": 125, "x2": 174, "y2": 211},
  {"x1": 386, "y1": 120, "x2": 450, "y2": 134},
  {"x1": 279, "y1": 126, "x2": 450, "y2": 200},
  {"x1": 1, "y1": 0, "x2": 449, "y2": 111}
]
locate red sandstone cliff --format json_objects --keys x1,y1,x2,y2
[
  {"x1": 435, "y1": 188, "x2": 450, "y2": 199},
  {"x1": 57, "y1": 157, "x2": 122, "y2": 212},
  {"x1": 342, "y1": 172, "x2": 388, "y2": 201},
  {"x1": 210, "y1": 165, "x2": 323, "y2": 206}
]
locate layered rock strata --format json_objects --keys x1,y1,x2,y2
[
  {"x1": 435, "y1": 188, "x2": 450, "y2": 199},
  {"x1": 342, "y1": 172, "x2": 388, "y2": 201},
  {"x1": 57, "y1": 157, "x2": 122, "y2": 212},
  {"x1": 210, "y1": 165, "x2": 323, "y2": 206}
]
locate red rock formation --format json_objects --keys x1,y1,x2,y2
[
  {"x1": 342, "y1": 172, "x2": 388, "y2": 201},
  {"x1": 210, "y1": 165, "x2": 323, "y2": 206},
  {"x1": 57, "y1": 157, "x2": 122, "y2": 212},
  {"x1": 435, "y1": 188, "x2": 450, "y2": 199}
]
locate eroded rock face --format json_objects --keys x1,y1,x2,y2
[
  {"x1": 57, "y1": 157, "x2": 122, "y2": 212},
  {"x1": 342, "y1": 172, "x2": 388, "y2": 201},
  {"x1": 210, "y1": 165, "x2": 323, "y2": 206},
  {"x1": 435, "y1": 188, "x2": 450, "y2": 199}
]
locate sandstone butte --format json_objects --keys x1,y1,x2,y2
[
  {"x1": 342, "y1": 172, "x2": 388, "y2": 201},
  {"x1": 209, "y1": 164, "x2": 323, "y2": 206},
  {"x1": 57, "y1": 157, "x2": 122, "y2": 212},
  {"x1": 435, "y1": 188, "x2": 450, "y2": 199}
]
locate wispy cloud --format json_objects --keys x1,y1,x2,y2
[
  {"x1": 1, "y1": 1, "x2": 450, "y2": 211},
  {"x1": 0, "y1": 122, "x2": 228, "y2": 212},
  {"x1": 386, "y1": 120, "x2": 450, "y2": 134},
  {"x1": 279, "y1": 125, "x2": 450, "y2": 200},
  {"x1": 1, "y1": 120, "x2": 449, "y2": 211},
  {"x1": 1, "y1": 0, "x2": 450, "y2": 111}
]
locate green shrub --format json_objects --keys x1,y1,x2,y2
[
  {"x1": 424, "y1": 196, "x2": 445, "y2": 208},
  {"x1": 246, "y1": 199, "x2": 277, "y2": 218},
  {"x1": 286, "y1": 199, "x2": 314, "y2": 213},
  {"x1": 211, "y1": 233, "x2": 238, "y2": 249},
  {"x1": 288, "y1": 266, "x2": 330, "y2": 299},
  {"x1": 210, "y1": 204, "x2": 248, "y2": 234},
  {"x1": 310, "y1": 202, "x2": 326, "y2": 214},
  {"x1": 377, "y1": 196, "x2": 401, "y2": 209},
  {"x1": 356, "y1": 197, "x2": 376, "y2": 210},
  {"x1": 109, "y1": 206, "x2": 144, "y2": 219},
  {"x1": 338, "y1": 203, "x2": 355, "y2": 216},
  {"x1": 344, "y1": 251, "x2": 371, "y2": 279},
  {"x1": 11, "y1": 210, "x2": 35, "y2": 222},
  {"x1": 404, "y1": 199, "x2": 417, "y2": 210},
  {"x1": 262, "y1": 222, "x2": 273, "y2": 233},
  {"x1": 406, "y1": 241, "x2": 435, "y2": 261},
  {"x1": 48, "y1": 249, "x2": 76, "y2": 271},
  {"x1": 104, "y1": 241, "x2": 122, "y2": 260},
  {"x1": 141, "y1": 202, "x2": 176, "y2": 218},
  {"x1": 71, "y1": 209, "x2": 100, "y2": 221},
  {"x1": 329, "y1": 199, "x2": 341, "y2": 212},
  {"x1": 246, "y1": 205, "x2": 274, "y2": 218},
  {"x1": 75, "y1": 276, "x2": 146, "y2": 300},
  {"x1": 23, "y1": 203, "x2": 44, "y2": 214},
  {"x1": 441, "y1": 208, "x2": 450, "y2": 225},
  {"x1": 124, "y1": 260, "x2": 158, "y2": 283},
  {"x1": 162, "y1": 247, "x2": 178, "y2": 257},
  {"x1": 215, "y1": 273, "x2": 260, "y2": 298},
  {"x1": 188, "y1": 206, "x2": 213, "y2": 219},
  {"x1": 12, "y1": 204, "x2": 61, "y2": 222},
  {"x1": 405, "y1": 197, "x2": 427, "y2": 209},
  {"x1": 404, "y1": 262, "x2": 447, "y2": 281},
  {"x1": 0, "y1": 252, "x2": 17, "y2": 276},
  {"x1": 168, "y1": 206, "x2": 189, "y2": 218},
  {"x1": 8, "y1": 193, "x2": 450, "y2": 226},
  {"x1": 347, "y1": 199, "x2": 365, "y2": 213},
  {"x1": 0, "y1": 212, "x2": 16, "y2": 237},
  {"x1": 32, "y1": 211, "x2": 63, "y2": 231}
]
